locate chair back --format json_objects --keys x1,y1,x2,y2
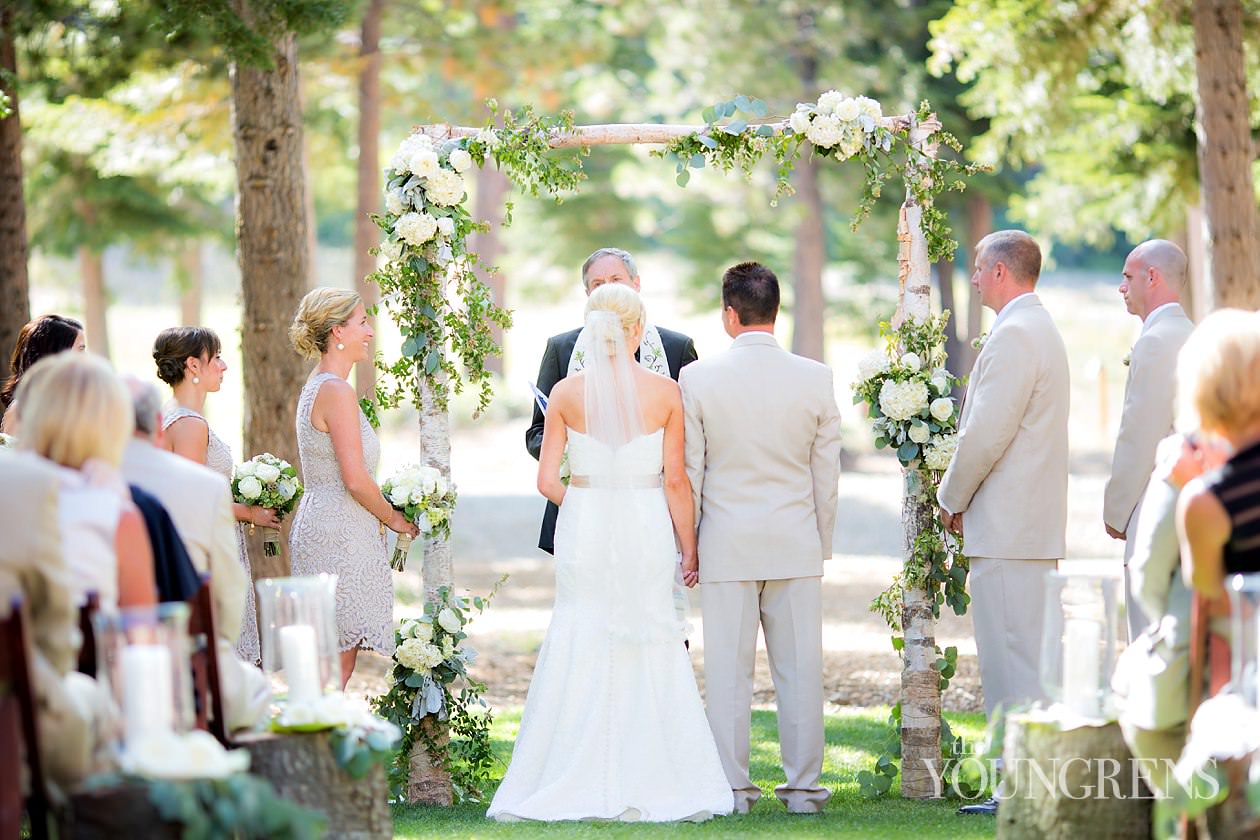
[
  {"x1": 186, "y1": 576, "x2": 227, "y2": 745},
  {"x1": 0, "y1": 595, "x2": 50, "y2": 839},
  {"x1": 77, "y1": 591, "x2": 100, "y2": 677}
]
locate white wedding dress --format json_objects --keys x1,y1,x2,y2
[{"x1": 487, "y1": 426, "x2": 734, "y2": 822}]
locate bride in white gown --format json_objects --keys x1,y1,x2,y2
[{"x1": 487, "y1": 284, "x2": 733, "y2": 822}]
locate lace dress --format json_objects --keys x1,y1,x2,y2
[
  {"x1": 162, "y1": 405, "x2": 260, "y2": 663},
  {"x1": 487, "y1": 428, "x2": 733, "y2": 822},
  {"x1": 288, "y1": 372, "x2": 393, "y2": 654}
]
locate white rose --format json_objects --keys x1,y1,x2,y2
[
  {"x1": 379, "y1": 239, "x2": 403, "y2": 262},
  {"x1": 395, "y1": 212, "x2": 438, "y2": 246},
  {"x1": 237, "y1": 475, "x2": 263, "y2": 500},
  {"x1": 254, "y1": 463, "x2": 281, "y2": 484},
  {"x1": 388, "y1": 486, "x2": 410, "y2": 507},
  {"x1": 424, "y1": 169, "x2": 465, "y2": 207},
  {"x1": 900, "y1": 352, "x2": 922, "y2": 372},
  {"x1": 435, "y1": 217, "x2": 455, "y2": 238},
  {"x1": 930, "y1": 369, "x2": 950, "y2": 394},
  {"x1": 805, "y1": 113, "x2": 844, "y2": 149},
  {"x1": 408, "y1": 148, "x2": 440, "y2": 179},
  {"x1": 908, "y1": 422, "x2": 931, "y2": 444},
  {"x1": 834, "y1": 97, "x2": 861, "y2": 122},
  {"x1": 857, "y1": 349, "x2": 891, "y2": 382},
  {"x1": 788, "y1": 108, "x2": 812, "y2": 135},
  {"x1": 930, "y1": 397, "x2": 954, "y2": 423},
  {"x1": 437, "y1": 607, "x2": 461, "y2": 635},
  {"x1": 419, "y1": 466, "x2": 441, "y2": 495},
  {"x1": 878, "y1": 379, "x2": 930, "y2": 422},
  {"x1": 448, "y1": 148, "x2": 473, "y2": 173},
  {"x1": 385, "y1": 190, "x2": 406, "y2": 216},
  {"x1": 816, "y1": 90, "x2": 845, "y2": 115},
  {"x1": 412, "y1": 620, "x2": 433, "y2": 643},
  {"x1": 235, "y1": 460, "x2": 256, "y2": 478},
  {"x1": 855, "y1": 95, "x2": 882, "y2": 122}
]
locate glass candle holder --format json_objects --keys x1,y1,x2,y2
[
  {"x1": 92, "y1": 603, "x2": 195, "y2": 746},
  {"x1": 1229, "y1": 573, "x2": 1260, "y2": 707},
  {"x1": 1040, "y1": 572, "x2": 1123, "y2": 720},
  {"x1": 255, "y1": 574, "x2": 340, "y2": 702}
]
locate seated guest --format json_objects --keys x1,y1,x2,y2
[
  {"x1": 129, "y1": 483, "x2": 201, "y2": 604},
  {"x1": 121, "y1": 377, "x2": 269, "y2": 731},
  {"x1": 14, "y1": 354, "x2": 156, "y2": 610},
  {"x1": 0, "y1": 448, "x2": 116, "y2": 789},
  {"x1": 1, "y1": 314, "x2": 86, "y2": 434},
  {"x1": 1176, "y1": 310, "x2": 1260, "y2": 598}
]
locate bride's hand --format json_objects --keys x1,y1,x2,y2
[{"x1": 681, "y1": 551, "x2": 699, "y2": 588}]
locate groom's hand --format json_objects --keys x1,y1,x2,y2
[
  {"x1": 681, "y1": 551, "x2": 699, "y2": 588},
  {"x1": 939, "y1": 507, "x2": 963, "y2": 537}
]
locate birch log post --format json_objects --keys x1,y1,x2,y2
[{"x1": 896, "y1": 118, "x2": 943, "y2": 799}]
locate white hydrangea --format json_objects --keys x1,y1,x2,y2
[
  {"x1": 408, "y1": 148, "x2": 440, "y2": 179},
  {"x1": 908, "y1": 423, "x2": 931, "y2": 444},
  {"x1": 857, "y1": 349, "x2": 891, "y2": 382},
  {"x1": 379, "y1": 239, "x2": 403, "y2": 262},
  {"x1": 384, "y1": 190, "x2": 406, "y2": 216},
  {"x1": 834, "y1": 97, "x2": 861, "y2": 122},
  {"x1": 900, "y1": 352, "x2": 922, "y2": 372},
  {"x1": 424, "y1": 169, "x2": 465, "y2": 206},
  {"x1": 395, "y1": 211, "x2": 438, "y2": 246},
  {"x1": 237, "y1": 475, "x2": 262, "y2": 500},
  {"x1": 389, "y1": 133, "x2": 433, "y2": 173},
  {"x1": 816, "y1": 90, "x2": 845, "y2": 115},
  {"x1": 435, "y1": 217, "x2": 455, "y2": 238},
  {"x1": 396, "y1": 638, "x2": 445, "y2": 672},
  {"x1": 930, "y1": 397, "x2": 954, "y2": 423},
  {"x1": 805, "y1": 113, "x2": 845, "y2": 149},
  {"x1": 878, "y1": 379, "x2": 929, "y2": 422},
  {"x1": 789, "y1": 106, "x2": 812, "y2": 135},
  {"x1": 924, "y1": 434, "x2": 959, "y2": 471},
  {"x1": 447, "y1": 148, "x2": 473, "y2": 173},
  {"x1": 437, "y1": 607, "x2": 462, "y2": 635}
]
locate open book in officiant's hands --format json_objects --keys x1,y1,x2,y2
[{"x1": 529, "y1": 381, "x2": 548, "y2": 414}]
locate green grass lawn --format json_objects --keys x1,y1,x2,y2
[{"x1": 391, "y1": 707, "x2": 997, "y2": 839}]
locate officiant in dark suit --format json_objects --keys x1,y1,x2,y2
[{"x1": 525, "y1": 247, "x2": 698, "y2": 553}]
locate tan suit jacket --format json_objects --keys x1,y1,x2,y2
[
  {"x1": 681, "y1": 332, "x2": 842, "y2": 582},
  {"x1": 0, "y1": 450, "x2": 114, "y2": 786},
  {"x1": 938, "y1": 293, "x2": 1070, "y2": 560},
  {"x1": 1103, "y1": 304, "x2": 1194, "y2": 536}
]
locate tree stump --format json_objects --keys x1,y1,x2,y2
[
  {"x1": 62, "y1": 783, "x2": 181, "y2": 840},
  {"x1": 406, "y1": 717, "x2": 453, "y2": 805},
  {"x1": 1199, "y1": 755, "x2": 1260, "y2": 840},
  {"x1": 999, "y1": 713, "x2": 1152, "y2": 840},
  {"x1": 235, "y1": 731, "x2": 391, "y2": 839}
]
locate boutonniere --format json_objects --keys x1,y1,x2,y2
[
  {"x1": 1122, "y1": 351, "x2": 1131, "y2": 367},
  {"x1": 970, "y1": 332, "x2": 989, "y2": 351}
]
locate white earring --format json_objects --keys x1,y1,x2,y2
[
  {"x1": 192, "y1": 376, "x2": 200, "y2": 385},
  {"x1": 336, "y1": 342, "x2": 345, "y2": 351}
]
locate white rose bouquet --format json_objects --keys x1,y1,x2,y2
[
  {"x1": 231, "y1": 453, "x2": 304, "y2": 556},
  {"x1": 0, "y1": 432, "x2": 14, "y2": 449},
  {"x1": 851, "y1": 313, "x2": 963, "y2": 472},
  {"x1": 380, "y1": 463, "x2": 457, "y2": 571}
]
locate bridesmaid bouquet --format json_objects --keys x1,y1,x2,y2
[
  {"x1": 232, "y1": 453, "x2": 304, "y2": 556},
  {"x1": 0, "y1": 433, "x2": 14, "y2": 449},
  {"x1": 380, "y1": 464, "x2": 457, "y2": 571}
]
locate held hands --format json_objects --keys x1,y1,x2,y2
[
  {"x1": 938, "y1": 507, "x2": 963, "y2": 538},
  {"x1": 387, "y1": 508, "x2": 421, "y2": 538},
  {"x1": 680, "y1": 551, "x2": 699, "y2": 588}
]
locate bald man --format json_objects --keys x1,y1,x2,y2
[{"x1": 1104, "y1": 240, "x2": 1194, "y2": 640}]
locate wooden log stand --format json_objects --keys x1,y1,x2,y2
[
  {"x1": 61, "y1": 784, "x2": 181, "y2": 839},
  {"x1": 236, "y1": 730, "x2": 392, "y2": 839},
  {"x1": 998, "y1": 713, "x2": 1153, "y2": 840}
]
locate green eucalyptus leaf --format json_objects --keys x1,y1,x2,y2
[
  {"x1": 734, "y1": 94, "x2": 751, "y2": 112},
  {"x1": 701, "y1": 106, "x2": 717, "y2": 124},
  {"x1": 755, "y1": 124, "x2": 775, "y2": 137},
  {"x1": 676, "y1": 170, "x2": 690, "y2": 188},
  {"x1": 697, "y1": 134, "x2": 719, "y2": 150},
  {"x1": 748, "y1": 98, "x2": 769, "y2": 117},
  {"x1": 723, "y1": 118, "x2": 748, "y2": 135},
  {"x1": 690, "y1": 153, "x2": 706, "y2": 168},
  {"x1": 425, "y1": 349, "x2": 442, "y2": 374}
]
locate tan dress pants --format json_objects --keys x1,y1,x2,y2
[{"x1": 969, "y1": 557, "x2": 1058, "y2": 720}]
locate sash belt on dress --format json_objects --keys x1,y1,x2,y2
[{"x1": 568, "y1": 475, "x2": 662, "y2": 489}]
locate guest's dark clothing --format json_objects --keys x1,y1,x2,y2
[
  {"x1": 525, "y1": 324, "x2": 698, "y2": 554},
  {"x1": 129, "y1": 485, "x2": 200, "y2": 603},
  {"x1": 1205, "y1": 440, "x2": 1260, "y2": 575}
]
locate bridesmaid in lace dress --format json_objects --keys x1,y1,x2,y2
[
  {"x1": 288, "y1": 288, "x2": 418, "y2": 686},
  {"x1": 153, "y1": 326, "x2": 280, "y2": 663}
]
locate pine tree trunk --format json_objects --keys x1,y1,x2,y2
[
  {"x1": 470, "y1": 166, "x2": 511, "y2": 375},
  {"x1": 79, "y1": 244, "x2": 110, "y2": 359},
  {"x1": 230, "y1": 20, "x2": 309, "y2": 476},
  {"x1": 791, "y1": 153, "x2": 826, "y2": 362},
  {"x1": 1191, "y1": 0, "x2": 1260, "y2": 309},
  {"x1": 299, "y1": 77, "x2": 320, "y2": 289},
  {"x1": 0, "y1": 11, "x2": 30, "y2": 382},
  {"x1": 1184, "y1": 204, "x2": 1208, "y2": 321},
  {"x1": 353, "y1": 0, "x2": 383, "y2": 401},
  {"x1": 178, "y1": 240, "x2": 203, "y2": 326}
]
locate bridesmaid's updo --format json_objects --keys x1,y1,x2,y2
[
  {"x1": 585, "y1": 283, "x2": 645, "y2": 354},
  {"x1": 153, "y1": 327, "x2": 221, "y2": 386},
  {"x1": 291, "y1": 288, "x2": 362, "y2": 359}
]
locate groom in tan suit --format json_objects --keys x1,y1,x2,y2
[
  {"x1": 682, "y1": 262, "x2": 842, "y2": 814},
  {"x1": 938, "y1": 230, "x2": 1070, "y2": 723},
  {"x1": 1103, "y1": 240, "x2": 1194, "y2": 640}
]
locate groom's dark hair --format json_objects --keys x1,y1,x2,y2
[{"x1": 722, "y1": 262, "x2": 779, "y2": 326}]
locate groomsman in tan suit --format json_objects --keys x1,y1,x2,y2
[
  {"x1": 938, "y1": 230, "x2": 1070, "y2": 724},
  {"x1": 681, "y1": 262, "x2": 842, "y2": 814},
  {"x1": 1103, "y1": 240, "x2": 1194, "y2": 640}
]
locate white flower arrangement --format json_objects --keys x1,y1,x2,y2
[
  {"x1": 0, "y1": 432, "x2": 14, "y2": 449},
  {"x1": 120, "y1": 730, "x2": 250, "y2": 780},
  {"x1": 380, "y1": 463, "x2": 457, "y2": 571},
  {"x1": 231, "y1": 453, "x2": 303, "y2": 556},
  {"x1": 788, "y1": 89, "x2": 889, "y2": 162},
  {"x1": 923, "y1": 433, "x2": 959, "y2": 471}
]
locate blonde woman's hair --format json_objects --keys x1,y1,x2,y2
[
  {"x1": 17, "y1": 352, "x2": 133, "y2": 469},
  {"x1": 1177, "y1": 308, "x2": 1260, "y2": 436},
  {"x1": 584, "y1": 283, "x2": 645, "y2": 355},
  {"x1": 290, "y1": 287, "x2": 363, "y2": 359}
]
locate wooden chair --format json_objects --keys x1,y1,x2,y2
[
  {"x1": 77, "y1": 591, "x2": 100, "y2": 677},
  {"x1": 0, "y1": 595, "x2": 51, "y2": 840},
  {"x1": 186, "y1": 576, "x2": 228, "y2": 746}
]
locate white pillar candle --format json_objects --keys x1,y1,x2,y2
[
  {"x1": 1063, "y1": 618, "x2": 1102, "y2": 716},
  {"x1": 121, "y1": 644, "x2": 174, "y2": 741},
  {"x1": 279, "y1": 623, "x2": 321, "y2": 704}
]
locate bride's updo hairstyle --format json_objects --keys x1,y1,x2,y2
[
  {"x1": 290, "y1": 287, "x2": 362, "y2": 359},
  {"x1": 584, "y1": 283, "x2": 644, "y2": 355}
]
